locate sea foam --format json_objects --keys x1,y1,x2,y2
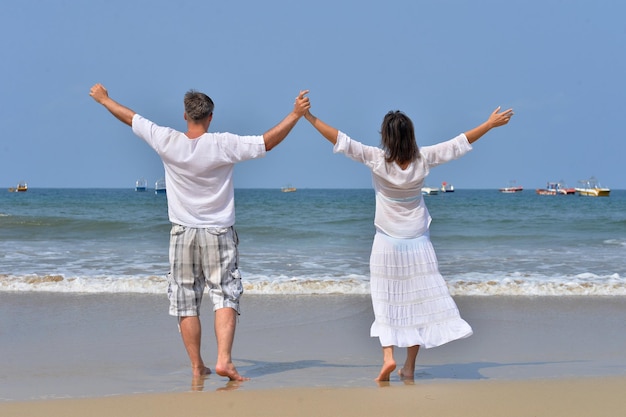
[{"x1": 2, "y1": 272, "x2": 624, "y2": 296}]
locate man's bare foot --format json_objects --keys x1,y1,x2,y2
[
  {"x1": 192, "y1": 365, "x2": 212, "y2": 377},
  {"x1": 374, "y1": 359, "x2": 396, "y2": 382},
  {"x1": 215, "y1": 362, "x2": 250, "y2": 381},
  {"x1": 398, "y1": 368, "x2": 415, "y2": 380}
]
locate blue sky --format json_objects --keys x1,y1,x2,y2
[{"x1": 2, "y1": 0, "x2": 625, "y2": 190}]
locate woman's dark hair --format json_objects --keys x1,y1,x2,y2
[{"x1": 380, "y1": 110, "x2": 419, "y2": 164}]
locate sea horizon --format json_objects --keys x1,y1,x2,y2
[{"x1": 2, "y1": 188, "x2": 625, "y2": 297}]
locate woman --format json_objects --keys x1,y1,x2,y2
[{"x1": 304, "y1": 104, "x2": 513, "y2": 381}]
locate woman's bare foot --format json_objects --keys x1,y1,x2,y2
[
  {"x1": 398, "y1": 368, "x2": 415, "y2": 380},
  {"x1": 215, "y1": 362, "x2": 250, "y2": 381},
  {"x1": 374, "y1": 359, "x2": 397, "y2": 382}
]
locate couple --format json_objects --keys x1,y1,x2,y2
[{"x1": 90, "y1": 84, "x2": 513, "y2": 382}]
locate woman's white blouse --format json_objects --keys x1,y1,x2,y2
[{"x1": 333, "y1": 131, "x2": 473, "y2": 238}]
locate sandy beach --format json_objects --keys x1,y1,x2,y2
[
  {"x1": 3, "y1": 377, "x2": 626, "y2": 417},
  {"x1": 2, "y1": 293, "x2": 626, "y2": 415}
]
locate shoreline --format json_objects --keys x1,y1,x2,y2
[{"x1": 2, "y1": 293, "x2": 626, "y2": 404}]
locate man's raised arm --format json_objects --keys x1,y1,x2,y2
[
  {"x1": 89, "y1": 83, "x2": 136, "y2": 126},
  {"x1": 262, "y1": 90, "x2": 310, "y2": 151}
]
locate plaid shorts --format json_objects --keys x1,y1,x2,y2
[{"x1": 167, "y1": 224, "x2": 243, "y2": 317}]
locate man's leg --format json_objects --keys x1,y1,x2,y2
[
  {"x1": 179, "y1": 315, "x2": 211, "y2": 377},
  {"x1": 214, "y1": 307, "x2": 249, "y2": 381},
  {"x1": 168, "y1": 225, "x2": 209, "y2": 377}
]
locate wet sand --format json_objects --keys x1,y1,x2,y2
[
  {"x1": 1, "y1": 293, "x2": 626, "y2": 415},
  {"x1": 3, "y1": 377, "x2": 626, "y2": 417}
]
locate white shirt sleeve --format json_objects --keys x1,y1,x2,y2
[
  {"x1": 420, "y1": 134, "x2": 473, "y2": 168},
  {"x1": 333, "y1": 131, "x2": 384, "y2": 169}
]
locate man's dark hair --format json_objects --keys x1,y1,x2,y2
[{"x1": 184, "y1": 90, "x2": 214, "y2": 121}]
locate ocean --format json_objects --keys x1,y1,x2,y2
[{"x1": 1, "y1": 187, "x2": 625, "y2": 297}]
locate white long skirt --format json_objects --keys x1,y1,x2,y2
[{"x1": 369, "y1": 231, "x2": 473, "y2": 348}]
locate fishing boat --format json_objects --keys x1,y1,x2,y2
[
  {"x1": 155, "y1": 178, "x2": 166, "y2": 195},
  {"x1": 499, "y1": 183, "x2": 523, "y2": 193},
  {"x1": 281, "y1": 185, "x2": 297, "y2": 193},
  {"x1": 440, "y1": 181, "x2": 455, "y2": 193},
  {"x1": 422, "y1": 186, "x2": 439, "y2": 195},
  {"x1": 135, "y1": 178, "x2": 147, "y2": 192},
  {"x1": 8, "y1": 181, "x2": 28, "y2": 192},
  {"x1": 575, "y1": 177, "x2": 610, "y2": 197},
  {"x1": 535, "y1": 182, "x2": 575, "y2": 196}
]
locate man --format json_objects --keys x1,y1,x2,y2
[{"x1": 90, "y1": 83, "x2": 310, "y2": 381}]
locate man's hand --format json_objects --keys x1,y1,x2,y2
[
  {"x1": 262, "y1": 89, "x2": 311, "y2": 151},
  {"x1": 293, "y1": 90, "x2": 311, "y2": 117},
  {"x1": 89, "y1": 83, "x2": 136, "y2": 126},
  {"x1": 89, "y1": 83, "x2": 109, "y2": 104}
]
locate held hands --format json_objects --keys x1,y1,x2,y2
[
  {"x1": 488, "y1": 106, "x2": 514, "y2": 128},
  {"x1": 293, "y1": 90, "x2": 311, "y2": 118}
]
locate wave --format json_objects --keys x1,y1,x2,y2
[
  {"x1": 604, "y1": 239, "x2": 626, "y2": 247},
  {"x1": 1, "y1": 272, "x2": 625, "y2": 296},
  {"x1": 447, "y1": 272, "x2": 626, "y2": 296}
]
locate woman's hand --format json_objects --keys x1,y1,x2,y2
[{"x1": 488, "y1": 106, "x2": 514, "y2": 128}]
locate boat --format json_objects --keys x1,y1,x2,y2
[
  {"x1": 281, "y1": 185, "x2": 297, "y2": 193},
  {"x1": 499, "y1": 185, "x2": 523, "y2": 193},
  {"x1": 8, "y1": 181, "x2": 28, "y2": 192},
  {"x1": 499, "y1": 181, "x2": 523, "y2": 193},
  {"x1": 535, "y1": 182, "x2": 575, "y2": 196},
  {"x1": 135, "y1": 178, "x2": 148, "y2": 192},
  {"x1": 575, "y1": 177, "x2": 610, "y2": 197},
  {"x1": 440, "y1": 181, "x2": 455, "y2": 193},
  {"x1": 16, "y1": 181, "x2": 28, "y2": 192},
  {"x1": 155, "y1": 178, "x2": 166, "y2": 194},
  {"x1": 422, "y1": 186, "x2": 439, "y2": 195}
]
